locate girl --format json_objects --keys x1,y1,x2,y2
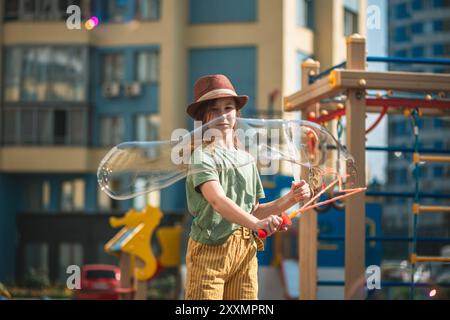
[{"x1": 185, "y1": 74, "x2": 311, "y2": 299}]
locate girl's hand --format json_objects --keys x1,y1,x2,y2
[
  {"x1": 253, "y1": 215, "x2": 283, "y2": 237},
  {"x1": 290, "y1": 180, "x2": 311, "y2": 202},
  {"x1": 277, "y1": 213, "x2": 292, "y2": 232}
]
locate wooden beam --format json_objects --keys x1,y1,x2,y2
[
  {"x1": 413, "y1": 153, "x2": 450, "y2": 164},
  {"x1": 284, "y1": 76, "x2": 341, "y2": 112},
  {"x1": 318, "y1": 102, "x2": 449, "y2": 116},
  {"x1": 333, "y1": 69, "x2": 450, "y2": 92},
  {"x1": 411, "y1": 254, "x2": 450, "y2": 263},
  {"x1": 284, "y1": 69, "x2": 450, "y2": 112},
  {"x1": 412, "y1": 203, "x2": 450, "y2": 214}
]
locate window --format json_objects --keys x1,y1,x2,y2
[
  {"x1": 25, "y1": 181, "x2": 45, "y2": 211},
  {"x1": 135, "y1": 114, "x2": 160, "y2": 141},
  {"x1": 432, "y1": 0, "x2": 450, "y2": 8},
  {"x1": 133, "y1": 178, "x2": 160, "y2": 210},
  {"x1": 5, "y1": 0, "x2": 82, "y2": 21},
  {"x1": 100, "y1": 116, "x2": 124, "y2": 146},
  {"x1": 395, "y1": 49, "x2": 408, "y2": 57},
  {"x1": 54, "y1": 110, "x2": 67, "y2": 144},
  {"x1": 433, "y1": 166, "x2": 444, "y2": 177},
  {"x1": 48, "y1": 48, "x2": 86, "y2": 101},
  {"x1": 136, "y1": 0, "x2": 160, "y2": 20},
  {"x1": 4, "y1": 110, "x2": 19, "y2": 144},
  {"x1": 395, "y1": 26, "x2": 409, "y2": 42},
  {"x1": 21, "y1": 109, "x2": 36, "y2": 144},
  {"x1": 4, "y1": 48, "x2": 22, "y2": 101},
  {"x1": 25, "y1": 243, "x2": 49, "y2": 281},
  {"x1": 444, "y1": 43, "x2": 450, "y2": 55},
  {"x1": 444, "y1": 18, "x2": 450, "y2": 32},
  {"x1": 412, "y1": 0, "x2": 423, "y2": 10},
  {"x1": 3, "y1": 108, "x2": 86, "y2": 146},
  {"x1": 61, "y1": 179, "x2": 85, "y2": 211},
  {"x1": 5, "y1": 46, "x2": 87, "y2": 102},
  {"x1": 433, "y1": 19, "x2": 443, "y2": 32},
  {"x1": 395, "y1": 3, "x2": 409, "y2": 19},
  {"x1": 98, "y1": 179, "x2": 121, "y2": 211},
  {"x1": 103, "y1": 53, "x2": 125, "y2": 83},
  {"x1": 411, "y1": 22, "x2": 423, "y2": 34},
  {"x1": 59, "y1": 243, "x2": 83, "y2": 282},
  {"x1": 37, "y1": 110, "x2": 53, "y2": 145},
  {"x1": 411, "y1": 46, "x2": 424, "y2": 57},
  {"x1": 17, "y1": 0, "x2": 35, "y2": 20},
  {"x1": 135, "y1": 114, "x2": 160, "y2": 159},
  {"x1": 69, "y1": 110, "x2": 87, "y2": 145},
  {"x1": 433, "y1": 44, "x2": 444, "y2": 56},
  {"x1": 42, "y1": 181, "x2": 51, "y2": 211},
  {"x1": 136, "y1": 51, "x2": 159, "y2": 83},
  {"x1": 297, "y1": 0, "x2": 314, "y2": 29},
  {"x1": 107, "y1": 0, "x2": 130, "y2": 22},
  {"x1": 344, "y1": 8, "x2": 358, "y2": 36},
  {"x1": 4, "y1": 0, "x2": 20, "y2": 20}
]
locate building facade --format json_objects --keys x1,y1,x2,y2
[
  {"x1": 385, "y1": 0, "x2": 450, "y2": 241},
  {"x1": 0, "y1": 0, "x2": 366, "y2": 284},
  {"x1": 386, "y1": 0, "x2": 450, "y2": 235}
]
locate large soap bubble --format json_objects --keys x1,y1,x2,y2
[{"x1": 97, "y1": 116, "x2": 359, "y2": 201}]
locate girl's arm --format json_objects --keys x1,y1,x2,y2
[
  {"x1": 253, "y1": 180, "x2": 311, "y2": 219},
  {"x1": 199, "y1": 180, "x2": 283, "y2": 235}
]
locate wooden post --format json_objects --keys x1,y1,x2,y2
[
  {"x1": 119, "y1": 253, "x2": 133, "y2": 300},
  {"x1": 134, "y1": 258, "x2": 147, "y2": 300},
  {"x1": 298, "y1": 59, "x2": 320, "y2": 300},
  {"x1": 344, "y1": 34, "x2": 367, "y2": 300}
]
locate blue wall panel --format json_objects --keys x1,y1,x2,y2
[
  {"x1": 189, "y1": 0, "x2": 257, "y2": 24},
  {"x1": 188, "y1": 46, "x2": 257, "y2": 120}
]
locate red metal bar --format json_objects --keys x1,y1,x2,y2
[
  {"x1": 365, "y1": 97, "x2": 450, "y2": 109},
  {"x1": 365, "y1": 106, "x2": 388, "y2": 134},
  {"x1": 308, "y1": 97, "x2": 450, "y2": 123}
]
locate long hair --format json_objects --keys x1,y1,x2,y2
[{"x1": 190, "y1": 98, "x2": 241, "y2": 154}]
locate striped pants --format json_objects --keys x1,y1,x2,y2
[{"x1": 185, "y1": 227, "x2": 260, "y2": 300}]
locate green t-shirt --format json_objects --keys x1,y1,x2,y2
[{"x1": 186, "y1": 144, "x2": 265, "y2": 245}]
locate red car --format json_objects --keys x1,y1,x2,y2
[{"x1": 74, "y1": 264, "x2": 121, "y2": 300}]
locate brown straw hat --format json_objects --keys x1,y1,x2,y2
[{"x1": 186, "y1": 74, "x2": 248, "y2": 119}]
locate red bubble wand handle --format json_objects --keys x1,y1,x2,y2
[{"x1": 257, "y1": 212, "x2": 292, "y2": 239}]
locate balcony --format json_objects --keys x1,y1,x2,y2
[{"x1": 0, "y1": 147, "x2": 110, "y2": 173}]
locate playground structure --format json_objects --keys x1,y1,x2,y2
[
  {"x1": 284, "y1": 34, "x2": 450, "y2": 300},
  {"x1": 104, "y1": 205, "x2": 182, "y2": 300}
]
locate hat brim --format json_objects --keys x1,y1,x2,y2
[{"x1": 187, "y1": 94, "x2": 249, "y2": 119}]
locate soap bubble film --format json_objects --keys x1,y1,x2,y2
[{"x1": 98, "y1": 117, "x2": 358, "y2": 200}]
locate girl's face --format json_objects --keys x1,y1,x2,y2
[{"x1": 205, "y1": 97, "x2": 237, "y2": 130}]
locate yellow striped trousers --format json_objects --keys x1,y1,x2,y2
[{"x1": 185, "y1": 227, "x2": 261, "y2": 300}]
